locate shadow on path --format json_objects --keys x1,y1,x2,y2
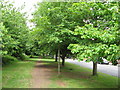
[{"x1": 31, "y1": 59, "x2": 56, "y2": 88}]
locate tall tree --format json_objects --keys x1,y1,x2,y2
[
  {"x1": 1, "y1": 0, "x2": 30, "y2": 60},
  {"x1": 68, "y1": 2, "x2": 120, "y2": 75},
  {"x1": 33, "y1": 2, "x2": 76, "y2": 66}
]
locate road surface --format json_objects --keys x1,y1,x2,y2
[{"x1": 66, "y1": 59, "x2": 119, "y2": 77}]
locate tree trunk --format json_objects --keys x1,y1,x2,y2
[
  {"x1": 58, "y1": 49, "x2": 61, "y2": 76},
  {"x1": 61, "y1": 56, "x2": 65, "y2": 66},
  {"x1": 55, "y1": 50, "x2": 58, "y2": 62},
  {"x1": 42, "y1": 53, "x2": 45, "y2": 58},
  {"x1": 93, "y1": 62, "x2": 97, "y2": 76},
  {"x1": 112, "y1": 60, "x2": 118, "y2": 65}
]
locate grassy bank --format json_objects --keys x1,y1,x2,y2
[{"x1": 2, "y1": 61, "x2": 35, "y2": 88}]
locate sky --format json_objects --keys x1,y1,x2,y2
[
  {"x1": 6, "y1": 0, "x2": 42, "y2": 28},
  {"x1": 5, "y1": 0, "x2": 116, "y2": 28},
  {"x1": 11, "y1": 0, "x2": 41, "y2": 18}
]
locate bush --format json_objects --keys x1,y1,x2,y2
[
  {"x1": 2, "y1": 55, "x2": 18, "y2": 65},
  {"x1": 112, "y1": 60, "x2": 118, "y2": 65},
  {"x1": 42, "y1": 55, "x2": 54, "y2": 59},
  {"x1": 17, "y1": 53, "x2": 29, "y2": 61}
]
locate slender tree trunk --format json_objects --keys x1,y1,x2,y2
[
  {"x1": 61, "y1": 56, "x2": 65, "y2": 66},
  {"x1": 93, "y1": 62, "x2": 97, "y2": 76},
  {"x1": 42, "y1": 53, "x2": 45, "y2": 58},
  {"x1": 58, "y1": 49, "x2": 61, "y2": 76},
  {"x1": 55, "y1": 50, "x2": 58, "y2": 62}
]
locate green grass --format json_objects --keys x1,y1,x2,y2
[
  {"x1": 0, "y1": 67, "x2": 2, "y2": 90},
  {"x1": 2, "y1": 61, "x2": 35, "y2": 88},
  {"x1": 2, "y1": 58, "x2": 118, "y2": 88},
  {"x1": 60, "y1": 63, "x2": 118, "y2": 88},
  {"x1": 28, "y1": 58, "x2": 41, "y2": 61},
  {"x1": 38, "y1": 59, "x2": 118, "y2": 88}
]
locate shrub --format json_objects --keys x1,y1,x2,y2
[
  {"x1": 42, "y1": 55, "x2": 54, "y2": 59},
  {"x1": 112, "y1": 60, "x2": 118, "y2": 65},
  {"x1": 2, "y1": 55, "x2": 18, "y2": 65},
  {"x1": 18, "y1": 53, "x2": 29, "y2": 61}
]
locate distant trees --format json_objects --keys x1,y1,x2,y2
[{"x1": 1, "y1": 0, "x2": 30, "y2": 61}]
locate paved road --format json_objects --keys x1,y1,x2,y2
[{"x1": 66, "y1": 59, "x2": 119, "y2": 77}]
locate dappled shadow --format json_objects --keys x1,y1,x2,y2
[
  {"x1": 32, "y1": 58, "x2": 118, "y2": 88},
  {"x1": 30, "y1": 59, "x2": 91, "y2": 79},
  {"x1": 34, "y1": 64, "x2": 57, "y2": 69},
  {"x1": 35, "y1": 60, "x2": 89, "y2": 78},
  {"x1": 39, "y1": 61, "x2": 55, "y2": 63},
  {"x1": 31, "y1": 60, "x2": 54, "y2": 88},
  {"x1": 62, "y1": 70, "x2": 91, "y2": 79},
  {"x1": 35, "y1": 60, "x2": 91, "y2": 79},
  {"x1": 33, "y1": 60, "x2": 58, "y2": 70}
]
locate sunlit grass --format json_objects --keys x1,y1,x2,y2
[
  {"x1": 2, "y1": 58, "x2": 118, "y2": 88},
  {"x1": 39, "y1": 59, "x2": 118, "y2": 88},
  {"x1": 2, "y1": 61, "x2": 35, "y2": 88},
  {"x1": 59, "y1": 62, "x2": 118, "y2": 88}
]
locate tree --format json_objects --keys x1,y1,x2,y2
[
  {"x1": 0, "y1": 22, "x2": 12, "y2": 56},
  {"x1": 68, "y1": 2, "x2": 120, "y2": 75},
  {"x1": 33, "y1": 1, "x2": 119, "y2": 75},
  {"x1": 1, "y1": 0, "x2": 30, "y2": 60},
  {"x1": 32, "y1": 2, "x2": 76, "y2": 66}
]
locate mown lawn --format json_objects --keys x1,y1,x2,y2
[
  {"x1": 2, "y1": 58, "x2": 118, "y2": 88},
  {"x1": 39, "y1": 59, "x2": 118, "y2": 88},
  {"x1": 2, "y1": 61, "x2": 35, "y2": 88}
]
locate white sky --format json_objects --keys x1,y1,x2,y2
[
  {"x1": 12, "y1": 0, "x2": 41, "y2": 18},
  {"x1": 6, "y1": 0, "x2": 42, "y2": 29}
]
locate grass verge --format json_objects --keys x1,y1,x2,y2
[
  {"x1": 39, "y1": 59, "x2": 118, "y2": 88},
  {"x1": 2, "y1": 58, "x2": 118, "y2": 88},
  {"x1": 2, "y1": 61, "x2": 35, "y2": 88}
]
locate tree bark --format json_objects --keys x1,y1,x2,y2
[
  {"x1": 58, "y1": 49, "x2": 61, "y2": 76},
  {"x1": 61, "y1": 56, "x2": 65, "y2": 66},
  {"x1": 55, "y1": 50, "x2": 58, "y2": 62},
  {"x1": 93, "y1": 62, "x2": 97, "y2": 76}
]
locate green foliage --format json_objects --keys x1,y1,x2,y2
[
  {"x1": 2, "y1": 55, "x2": 18, "y2": 65},
  {"x1": 1, "y1": 0, "x2": 30, "y2": 60},
  {"x1": 42, "y1": 55, "x2": 54, "y2": 59},
  {"x1": 1, "y1": 1, "x2": 120, "y2": 66},
  {"x1": 32, "y1": 2, "x2": 120, "y2": 64},
  {"x1": 0, "y1": 22, "x2": 8, "y2": 55},
  {"x1": 74, "y1": 24, "x2": 118, "y2": 43},
  {"x1": 68, "y1": 2, "x2": 120, "y2": 63},
  {"x1": 17, "y1": 53, "x2": 30, "y2": 61},
  {"x1": 32, "y1": 2, "x2": 80, "y2": 57}
]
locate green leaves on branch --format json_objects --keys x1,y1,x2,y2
[
  {"x1": 32, "y1": 2, "x2": 120, "y2": 62},
  {"x1": 68, "y1": 2, "x2": 120, "y2": 62},
  {"x1": 1, "y1": 0, "x2": 30, "y2": 59},
  {"x1": 74, "y1": 24, "x2": 117, "y2": 43}
]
